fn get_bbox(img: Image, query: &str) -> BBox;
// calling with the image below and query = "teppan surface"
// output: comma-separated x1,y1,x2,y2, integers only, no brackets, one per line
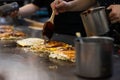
0,23,119,80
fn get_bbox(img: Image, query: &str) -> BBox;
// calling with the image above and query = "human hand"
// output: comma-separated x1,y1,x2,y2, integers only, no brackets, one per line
51,0,71,15
107,5,120,23
9,10,19,17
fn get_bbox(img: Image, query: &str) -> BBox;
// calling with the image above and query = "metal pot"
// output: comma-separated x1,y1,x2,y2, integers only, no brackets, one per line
0,2,19,16
80,6,110,36
74,36,114,78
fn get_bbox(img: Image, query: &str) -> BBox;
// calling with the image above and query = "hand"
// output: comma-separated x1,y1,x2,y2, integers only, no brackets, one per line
51,0,71,15
107,5,120,23
9,10,19,17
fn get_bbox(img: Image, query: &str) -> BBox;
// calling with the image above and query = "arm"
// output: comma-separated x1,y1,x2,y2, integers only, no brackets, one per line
10,3,40,17
18,3,40,17
64,0,96,11
51,0,96,14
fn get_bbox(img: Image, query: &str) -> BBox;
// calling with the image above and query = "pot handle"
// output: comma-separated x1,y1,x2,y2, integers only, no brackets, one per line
105,9,112,27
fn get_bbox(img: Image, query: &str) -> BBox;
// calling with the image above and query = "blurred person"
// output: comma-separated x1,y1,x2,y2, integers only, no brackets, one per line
12,0,96,36
53,0,120,23
51,0,96,15
10,0,96,45
53,0,120,44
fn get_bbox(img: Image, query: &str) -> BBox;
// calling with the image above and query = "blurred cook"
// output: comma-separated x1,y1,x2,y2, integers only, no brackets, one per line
10,0,96,44
11,0,96,35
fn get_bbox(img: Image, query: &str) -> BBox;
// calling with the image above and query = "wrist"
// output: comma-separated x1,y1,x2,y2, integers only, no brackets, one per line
66,1,73,12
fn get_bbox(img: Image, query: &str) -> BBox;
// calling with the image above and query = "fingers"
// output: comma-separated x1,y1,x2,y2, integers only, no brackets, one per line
111,16,120,23
51,0,61,15
107,5,112,10
109,12,120,23
107,5,120,23
9,10,18,17
54,0,66,14
51,0,68,15
107,5,114,19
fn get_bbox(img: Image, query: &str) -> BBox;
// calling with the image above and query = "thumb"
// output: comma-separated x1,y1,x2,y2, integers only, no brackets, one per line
107,5,113,10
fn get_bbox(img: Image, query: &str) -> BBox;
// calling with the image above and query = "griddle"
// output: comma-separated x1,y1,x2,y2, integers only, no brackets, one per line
0,25,119,80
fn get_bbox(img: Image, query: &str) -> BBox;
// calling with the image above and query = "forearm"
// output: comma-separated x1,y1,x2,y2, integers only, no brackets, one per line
67,0,96,11
18,3,40,17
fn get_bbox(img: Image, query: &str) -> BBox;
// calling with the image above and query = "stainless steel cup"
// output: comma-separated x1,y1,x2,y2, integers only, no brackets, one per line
74,36,114,78
80,6,109,36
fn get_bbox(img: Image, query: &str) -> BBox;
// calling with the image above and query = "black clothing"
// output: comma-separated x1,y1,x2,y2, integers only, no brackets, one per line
54,11,85,35
32,0,86,36
97,0,120,7
32,0,52,16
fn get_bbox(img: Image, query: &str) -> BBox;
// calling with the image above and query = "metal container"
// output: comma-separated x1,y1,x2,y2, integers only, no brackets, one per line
74,36,114,78
80,6,109,36
0,2,19,16
0,2,19,25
